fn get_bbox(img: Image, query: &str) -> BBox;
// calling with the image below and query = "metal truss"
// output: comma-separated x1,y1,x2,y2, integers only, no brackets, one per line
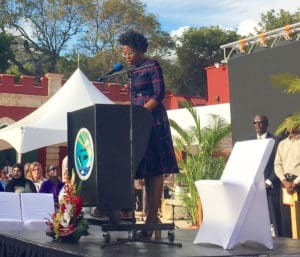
220,22,300,63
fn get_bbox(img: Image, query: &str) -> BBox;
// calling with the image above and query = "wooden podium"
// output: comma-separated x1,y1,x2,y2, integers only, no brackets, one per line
290,194,300,239
67,104,152,211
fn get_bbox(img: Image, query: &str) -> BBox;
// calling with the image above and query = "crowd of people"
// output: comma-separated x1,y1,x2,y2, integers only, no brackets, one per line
0,158,68,208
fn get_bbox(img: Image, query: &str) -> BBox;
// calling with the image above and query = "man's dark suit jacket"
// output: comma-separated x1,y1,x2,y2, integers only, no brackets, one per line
249,132,281,188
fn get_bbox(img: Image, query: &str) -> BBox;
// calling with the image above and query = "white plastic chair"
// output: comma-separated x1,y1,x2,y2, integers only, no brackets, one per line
0,192,23,231
194,139,275,250
20,193,55,231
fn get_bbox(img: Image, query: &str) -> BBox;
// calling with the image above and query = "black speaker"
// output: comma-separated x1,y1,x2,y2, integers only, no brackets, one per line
67,104,152,211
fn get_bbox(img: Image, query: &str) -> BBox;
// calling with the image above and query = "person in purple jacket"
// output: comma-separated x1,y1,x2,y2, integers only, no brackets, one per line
39,165,64,209
119,30,179,238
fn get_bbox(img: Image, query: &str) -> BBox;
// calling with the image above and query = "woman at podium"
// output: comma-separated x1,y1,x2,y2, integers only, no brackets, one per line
118,30,179,238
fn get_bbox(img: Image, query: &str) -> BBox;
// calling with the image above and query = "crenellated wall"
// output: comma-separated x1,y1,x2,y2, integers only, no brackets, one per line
0,74,48,96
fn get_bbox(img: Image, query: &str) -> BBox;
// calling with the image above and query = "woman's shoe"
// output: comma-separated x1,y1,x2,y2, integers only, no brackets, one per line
142,217,162,240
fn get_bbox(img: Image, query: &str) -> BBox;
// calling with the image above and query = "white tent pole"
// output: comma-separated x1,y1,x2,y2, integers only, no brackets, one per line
17,152,22,163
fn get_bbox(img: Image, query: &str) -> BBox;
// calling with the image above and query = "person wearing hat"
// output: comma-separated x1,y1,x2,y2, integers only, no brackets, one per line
39,165,64,208
5,163,37,193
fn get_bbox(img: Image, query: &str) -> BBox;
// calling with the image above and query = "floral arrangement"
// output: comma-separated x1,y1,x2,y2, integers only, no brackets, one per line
46,171,89,243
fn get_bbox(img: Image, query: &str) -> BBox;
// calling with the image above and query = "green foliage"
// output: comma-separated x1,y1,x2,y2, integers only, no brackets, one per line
0,33,15,72
0,0,174,80
270,72,300,135
2,0,299,99
257,8,300,32
0,0,86,76
270,73,300,94
166,26,239,96
79,0,165,55
169,101,231,225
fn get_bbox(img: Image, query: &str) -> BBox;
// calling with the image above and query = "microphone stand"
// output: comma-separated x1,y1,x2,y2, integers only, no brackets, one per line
127,68,135,219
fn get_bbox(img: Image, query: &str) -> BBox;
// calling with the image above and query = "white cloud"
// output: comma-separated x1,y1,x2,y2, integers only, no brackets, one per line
7,18,35,38
170,26,190,38
237,20,259,36
142,0,300,35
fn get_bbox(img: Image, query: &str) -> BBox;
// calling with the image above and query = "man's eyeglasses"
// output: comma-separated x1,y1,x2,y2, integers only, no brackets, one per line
253,120,266,124
122,51,135,57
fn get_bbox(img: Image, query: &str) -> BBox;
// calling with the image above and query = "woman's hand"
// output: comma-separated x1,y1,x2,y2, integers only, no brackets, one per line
144,98,158,112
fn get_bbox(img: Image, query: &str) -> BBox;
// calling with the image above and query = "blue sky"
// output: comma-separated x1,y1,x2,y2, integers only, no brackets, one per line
141,1,300,36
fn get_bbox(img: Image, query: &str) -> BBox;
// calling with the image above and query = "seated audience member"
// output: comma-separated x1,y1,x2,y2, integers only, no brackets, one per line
27,161,46,192
5,163,37,193
0,181,4,192
0,168,9,190
3,159,12,179
24,162,31,178
40,165,64,208
61,155,69,183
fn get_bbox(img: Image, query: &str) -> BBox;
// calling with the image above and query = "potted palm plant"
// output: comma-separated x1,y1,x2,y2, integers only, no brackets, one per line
169,101,231,227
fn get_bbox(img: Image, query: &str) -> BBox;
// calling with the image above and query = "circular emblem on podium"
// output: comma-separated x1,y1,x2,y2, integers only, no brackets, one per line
74,127,94,181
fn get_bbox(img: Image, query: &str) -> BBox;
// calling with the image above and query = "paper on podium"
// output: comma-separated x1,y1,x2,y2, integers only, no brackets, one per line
194,139,275,250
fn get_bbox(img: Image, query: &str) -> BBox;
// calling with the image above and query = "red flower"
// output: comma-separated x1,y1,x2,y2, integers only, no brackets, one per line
60,203,66,213
72,196,83,218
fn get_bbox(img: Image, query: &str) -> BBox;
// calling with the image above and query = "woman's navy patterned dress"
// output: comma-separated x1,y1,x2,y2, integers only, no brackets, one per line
129,58,179,179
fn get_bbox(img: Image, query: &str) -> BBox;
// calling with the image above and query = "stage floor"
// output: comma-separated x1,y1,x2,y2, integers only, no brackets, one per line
1,225,300,257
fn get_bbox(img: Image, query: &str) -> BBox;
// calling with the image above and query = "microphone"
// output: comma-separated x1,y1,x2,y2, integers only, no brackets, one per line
97,63,123,82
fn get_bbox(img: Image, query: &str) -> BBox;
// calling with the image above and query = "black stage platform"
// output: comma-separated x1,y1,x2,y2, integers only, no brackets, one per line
1,225,300,257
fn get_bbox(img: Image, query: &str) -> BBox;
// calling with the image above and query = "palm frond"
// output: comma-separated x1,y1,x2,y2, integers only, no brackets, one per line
181,101,202,142
169,118,192,145
275,112,300,135
270,72,300,135
270,73,300,94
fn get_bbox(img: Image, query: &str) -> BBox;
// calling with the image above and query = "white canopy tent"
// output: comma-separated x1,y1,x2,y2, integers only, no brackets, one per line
0,68,114,160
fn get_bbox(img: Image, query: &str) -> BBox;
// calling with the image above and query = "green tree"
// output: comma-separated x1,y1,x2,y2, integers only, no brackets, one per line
1,0,86,76
0,33,15,72
167,27,239,97
257,8,300,32
270,73,300,134
78,0,175,79
0,0,174,81
169,101,231,225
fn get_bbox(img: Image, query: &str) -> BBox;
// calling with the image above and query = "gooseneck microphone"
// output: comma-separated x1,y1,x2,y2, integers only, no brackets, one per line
97,63,123,82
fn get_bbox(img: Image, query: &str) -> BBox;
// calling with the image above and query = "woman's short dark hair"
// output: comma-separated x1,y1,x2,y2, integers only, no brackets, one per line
118,30,148,53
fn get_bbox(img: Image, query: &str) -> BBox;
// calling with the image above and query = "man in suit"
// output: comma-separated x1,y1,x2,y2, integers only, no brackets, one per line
252,114,282,236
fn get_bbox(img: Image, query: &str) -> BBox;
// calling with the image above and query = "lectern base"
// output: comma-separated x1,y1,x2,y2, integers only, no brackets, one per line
85,214,182,248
